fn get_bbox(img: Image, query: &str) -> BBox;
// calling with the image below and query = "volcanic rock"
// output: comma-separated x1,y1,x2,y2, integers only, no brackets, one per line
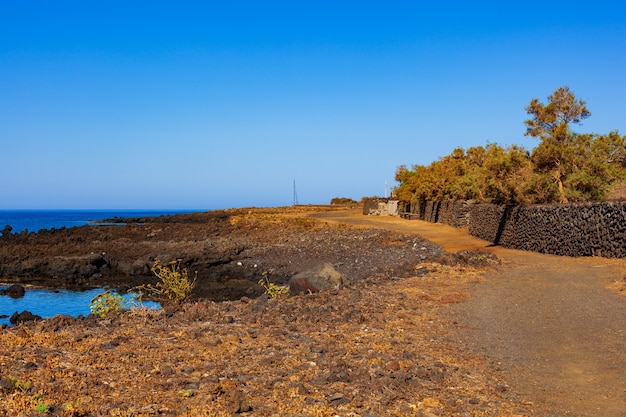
0,284,25,298
289,262,345,295
10,310,42,325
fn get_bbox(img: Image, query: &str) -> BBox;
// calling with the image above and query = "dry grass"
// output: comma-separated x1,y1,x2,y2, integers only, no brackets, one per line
0,262,530,416
0,206,533,416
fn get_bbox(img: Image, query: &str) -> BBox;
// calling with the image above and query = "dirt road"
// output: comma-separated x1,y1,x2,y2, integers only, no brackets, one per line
312,210,626,417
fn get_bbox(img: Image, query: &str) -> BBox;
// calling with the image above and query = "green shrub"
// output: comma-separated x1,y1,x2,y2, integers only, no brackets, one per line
62,400,82,413
258,272,289,298
179,389,194,398
10,377,32,393
89,291,133,318
138,259,196,304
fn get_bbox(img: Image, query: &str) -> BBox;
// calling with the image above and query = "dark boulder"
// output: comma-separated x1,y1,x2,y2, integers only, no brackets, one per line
0,284,26,298
10,310,42,325
39,314,76,332
289,262,345,295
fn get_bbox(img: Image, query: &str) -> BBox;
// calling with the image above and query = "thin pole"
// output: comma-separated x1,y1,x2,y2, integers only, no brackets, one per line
293,180,298,205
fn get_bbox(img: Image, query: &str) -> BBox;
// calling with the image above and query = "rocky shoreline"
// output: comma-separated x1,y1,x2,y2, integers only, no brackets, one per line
0,206,444,298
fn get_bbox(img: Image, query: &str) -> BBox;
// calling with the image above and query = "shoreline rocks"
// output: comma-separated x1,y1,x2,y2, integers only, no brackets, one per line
0,284,25,298
9,310,42,325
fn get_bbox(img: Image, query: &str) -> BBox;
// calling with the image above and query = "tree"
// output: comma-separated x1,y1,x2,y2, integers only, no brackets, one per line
563,131,626,201
481,144,532,204
393,87,623,206
524,86,591,203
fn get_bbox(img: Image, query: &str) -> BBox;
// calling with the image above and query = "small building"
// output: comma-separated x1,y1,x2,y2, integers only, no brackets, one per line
362,197,399,216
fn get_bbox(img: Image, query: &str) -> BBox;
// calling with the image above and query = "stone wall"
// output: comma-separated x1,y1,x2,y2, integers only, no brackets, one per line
399,200,626,258
468,201,626,258
402,200,472,228
362,198,381,215
362,198,399,216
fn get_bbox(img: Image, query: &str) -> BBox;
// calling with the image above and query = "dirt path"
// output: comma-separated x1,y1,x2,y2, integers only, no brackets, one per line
312,210,626,417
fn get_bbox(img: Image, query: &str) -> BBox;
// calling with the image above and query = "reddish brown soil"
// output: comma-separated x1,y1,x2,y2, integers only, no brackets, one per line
315,210,626,417
1,206,624,416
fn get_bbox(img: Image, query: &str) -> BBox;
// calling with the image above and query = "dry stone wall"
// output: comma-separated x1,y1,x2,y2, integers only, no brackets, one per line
362,198,398,216
468,201,626,258
400,200,626,258
362,198,382,215
402,200,472,228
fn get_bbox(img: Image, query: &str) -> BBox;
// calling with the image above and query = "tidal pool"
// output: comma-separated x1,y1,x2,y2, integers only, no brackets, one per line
0,287,160,326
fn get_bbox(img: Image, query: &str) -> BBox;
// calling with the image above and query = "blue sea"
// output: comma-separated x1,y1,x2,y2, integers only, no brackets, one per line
0,287,160,327
0,209,197,325
0,209,200,234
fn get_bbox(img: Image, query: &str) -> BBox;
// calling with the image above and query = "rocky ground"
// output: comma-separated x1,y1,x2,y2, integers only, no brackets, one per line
0,205,530,416
0,206,446,298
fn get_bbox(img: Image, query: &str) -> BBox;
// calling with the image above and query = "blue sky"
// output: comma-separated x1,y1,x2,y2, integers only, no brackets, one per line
1,1,625,209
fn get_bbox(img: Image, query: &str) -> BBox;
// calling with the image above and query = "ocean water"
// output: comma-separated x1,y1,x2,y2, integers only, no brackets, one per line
0,209,199,234
0,209,194,325
0,287,160,327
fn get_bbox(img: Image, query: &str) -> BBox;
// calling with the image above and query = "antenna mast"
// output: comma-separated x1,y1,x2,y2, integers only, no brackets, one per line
293,179,299,205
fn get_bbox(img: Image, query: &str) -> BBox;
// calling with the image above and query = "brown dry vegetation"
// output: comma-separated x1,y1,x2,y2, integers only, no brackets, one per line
1,206,533,416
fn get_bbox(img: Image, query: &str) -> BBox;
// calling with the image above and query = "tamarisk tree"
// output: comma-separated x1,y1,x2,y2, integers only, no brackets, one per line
524,86,591,203
395,86,626,205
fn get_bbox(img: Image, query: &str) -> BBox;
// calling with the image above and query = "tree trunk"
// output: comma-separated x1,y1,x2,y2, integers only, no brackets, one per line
554,170,568,203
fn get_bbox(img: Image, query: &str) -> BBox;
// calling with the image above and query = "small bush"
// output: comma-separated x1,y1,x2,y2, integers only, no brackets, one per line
62,400,82,413
10,378,32,393
179,389,194,398
258,272,289,298
138,259,196,304
89,291,133,318
330,197,357,205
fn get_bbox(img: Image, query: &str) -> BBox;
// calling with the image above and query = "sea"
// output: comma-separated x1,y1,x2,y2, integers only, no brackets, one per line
0,209,200,234
0,288,160,327
0,209,199,326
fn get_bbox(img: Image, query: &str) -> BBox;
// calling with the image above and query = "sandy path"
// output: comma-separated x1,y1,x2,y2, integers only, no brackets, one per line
312,210,626,417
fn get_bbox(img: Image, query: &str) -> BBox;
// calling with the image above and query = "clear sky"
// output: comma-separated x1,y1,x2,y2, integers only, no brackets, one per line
1,1,625,209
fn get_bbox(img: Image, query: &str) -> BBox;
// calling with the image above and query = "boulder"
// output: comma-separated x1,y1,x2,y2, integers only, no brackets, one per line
289,262,345,295
10,310,42,325
0,284,25,298
39,314,76,332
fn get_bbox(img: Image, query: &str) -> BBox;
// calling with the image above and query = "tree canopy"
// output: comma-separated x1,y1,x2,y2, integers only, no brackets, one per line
525,86,592,202
395,86,626,205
